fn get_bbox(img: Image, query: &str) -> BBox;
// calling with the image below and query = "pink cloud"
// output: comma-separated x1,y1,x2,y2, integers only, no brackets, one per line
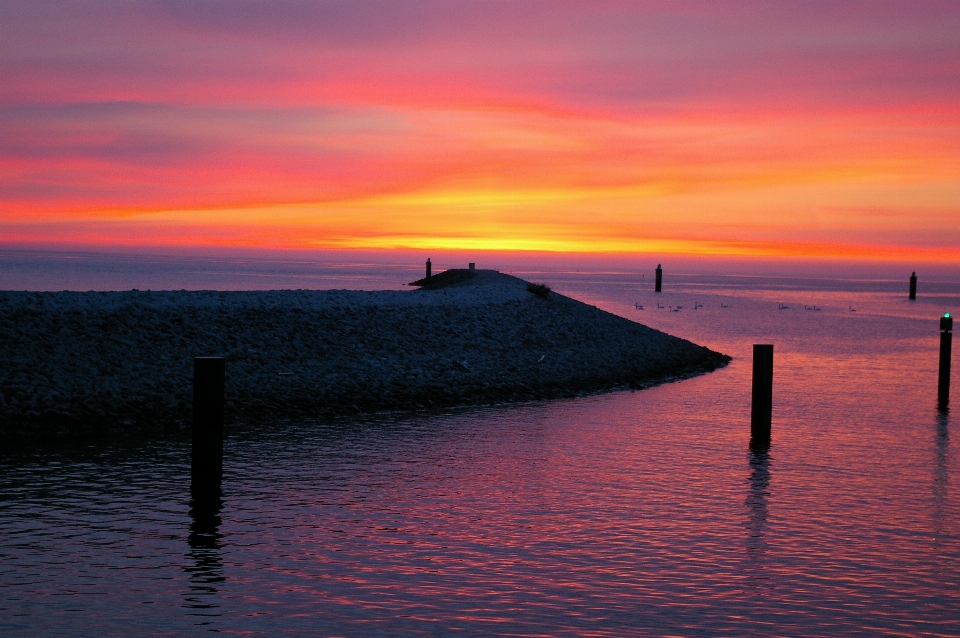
2,1,959,257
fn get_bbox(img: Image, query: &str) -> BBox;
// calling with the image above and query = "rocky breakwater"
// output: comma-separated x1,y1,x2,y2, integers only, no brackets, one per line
0,269,729,436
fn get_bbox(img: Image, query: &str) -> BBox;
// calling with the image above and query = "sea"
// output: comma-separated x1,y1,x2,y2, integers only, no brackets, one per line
1,249,959,636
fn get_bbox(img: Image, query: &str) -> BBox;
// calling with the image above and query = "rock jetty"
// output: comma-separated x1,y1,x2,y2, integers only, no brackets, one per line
0,270,729,436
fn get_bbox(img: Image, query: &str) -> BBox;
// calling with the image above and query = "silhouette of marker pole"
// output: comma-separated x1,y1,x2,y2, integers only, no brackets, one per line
909,272,917,300
751,344,774,444
940,314,952,409
655,264,662,293
192,357,225,502
426,258,432,280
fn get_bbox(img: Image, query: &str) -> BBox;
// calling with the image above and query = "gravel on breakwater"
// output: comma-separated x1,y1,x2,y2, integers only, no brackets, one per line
0,270,730,436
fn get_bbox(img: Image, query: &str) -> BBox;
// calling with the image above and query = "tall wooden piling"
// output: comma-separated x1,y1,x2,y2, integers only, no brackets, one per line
655,264,662,293
909,272,917,300
192,357,225,501
751,344,774,443
426,258,432,280
940,314,952,408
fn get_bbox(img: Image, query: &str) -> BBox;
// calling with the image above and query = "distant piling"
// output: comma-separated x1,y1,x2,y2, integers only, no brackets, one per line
655,264,662,293
192,357,225,501
910,272,917,300
940,314,952,409
426,258,432,280
469,262,476,272
751,344,774,444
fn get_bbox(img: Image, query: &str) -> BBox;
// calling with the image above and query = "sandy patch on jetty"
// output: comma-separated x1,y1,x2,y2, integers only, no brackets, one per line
0,270,729,434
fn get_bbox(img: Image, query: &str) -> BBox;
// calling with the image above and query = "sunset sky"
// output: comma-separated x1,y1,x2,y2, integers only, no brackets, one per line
2,1,959,261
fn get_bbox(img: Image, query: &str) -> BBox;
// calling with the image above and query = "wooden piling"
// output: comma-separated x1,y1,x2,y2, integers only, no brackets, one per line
192,357,225,500
426,258,432,280
910,272,917,300
751,344,774,443
655,264,662,293
940,314,952,408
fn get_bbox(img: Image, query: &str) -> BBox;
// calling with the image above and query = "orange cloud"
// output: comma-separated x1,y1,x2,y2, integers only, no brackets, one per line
2,2,959,262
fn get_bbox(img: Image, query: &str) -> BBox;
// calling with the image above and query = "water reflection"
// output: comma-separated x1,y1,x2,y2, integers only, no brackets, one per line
933,410,949,545
745,442,771,562
184,492,224,624
3,271,958,636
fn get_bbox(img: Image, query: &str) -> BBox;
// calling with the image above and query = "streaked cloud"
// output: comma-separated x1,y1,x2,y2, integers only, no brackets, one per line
2,1,959,260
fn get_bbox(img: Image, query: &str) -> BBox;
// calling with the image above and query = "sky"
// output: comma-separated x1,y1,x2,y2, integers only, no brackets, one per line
2,1,959,262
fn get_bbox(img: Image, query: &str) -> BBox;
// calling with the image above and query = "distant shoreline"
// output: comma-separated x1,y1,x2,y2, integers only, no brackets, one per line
0,270,730,437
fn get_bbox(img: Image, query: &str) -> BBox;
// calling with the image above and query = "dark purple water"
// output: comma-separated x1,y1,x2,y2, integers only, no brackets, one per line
1,253,959,635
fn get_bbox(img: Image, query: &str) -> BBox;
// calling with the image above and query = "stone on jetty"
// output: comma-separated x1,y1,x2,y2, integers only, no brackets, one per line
0,270,729,436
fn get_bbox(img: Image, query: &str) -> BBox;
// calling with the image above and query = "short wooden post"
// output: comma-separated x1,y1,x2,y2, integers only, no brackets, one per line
192,357,225,501
426,258,432,280
655,264,662,293
751,344,774,443
469,262,476,271
940,314,952,408
909,272,917,300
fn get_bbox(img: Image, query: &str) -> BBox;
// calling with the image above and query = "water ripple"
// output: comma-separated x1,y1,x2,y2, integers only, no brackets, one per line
2,280,959,635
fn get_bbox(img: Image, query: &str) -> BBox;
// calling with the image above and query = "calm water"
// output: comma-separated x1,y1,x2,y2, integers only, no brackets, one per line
0,249,420,291
2,255,959,635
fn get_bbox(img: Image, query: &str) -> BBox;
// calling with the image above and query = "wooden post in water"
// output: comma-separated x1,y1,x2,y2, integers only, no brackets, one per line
909,272,917,300
426,258,432,280
751,344,774,444
655,264,662,293
940,314,952,409
192,357,225,501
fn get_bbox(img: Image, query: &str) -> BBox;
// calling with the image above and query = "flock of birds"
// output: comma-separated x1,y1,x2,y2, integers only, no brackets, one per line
635,301,723,312
633,301,852,312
